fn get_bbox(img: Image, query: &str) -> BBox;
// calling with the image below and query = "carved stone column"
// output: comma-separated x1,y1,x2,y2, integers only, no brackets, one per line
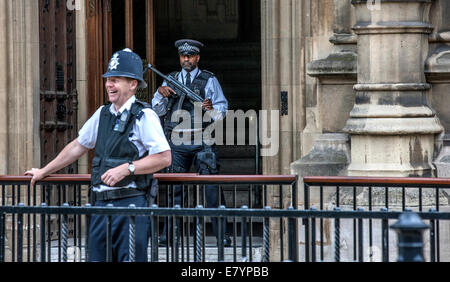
0,0,40,175
261,0,305,176
0,0,40,261
344,0,443,177
76,0,89,174
426,0,450,177
292,0,356,209
261,0,309,261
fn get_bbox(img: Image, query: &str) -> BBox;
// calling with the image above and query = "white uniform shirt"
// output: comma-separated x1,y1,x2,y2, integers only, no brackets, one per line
78,95,170,192
152,68,228,120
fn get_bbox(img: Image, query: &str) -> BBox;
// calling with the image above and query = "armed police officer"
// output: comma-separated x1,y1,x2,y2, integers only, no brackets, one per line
152,39,231,246
25,49,171,262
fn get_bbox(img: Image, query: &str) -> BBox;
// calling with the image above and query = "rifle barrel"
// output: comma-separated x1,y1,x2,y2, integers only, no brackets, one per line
148,64,204,103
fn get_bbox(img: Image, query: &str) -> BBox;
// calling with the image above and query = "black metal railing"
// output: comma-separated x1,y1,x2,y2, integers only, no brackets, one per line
154,174,298,262
303,176,450,262
0,174,297,210
0,203,448,262
155,174,298,208
0,175,90,262
0,174,297,262
1,174,449,262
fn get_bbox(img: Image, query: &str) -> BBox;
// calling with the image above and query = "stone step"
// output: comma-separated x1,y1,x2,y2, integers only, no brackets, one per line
43,237,263,262
156,246,262,262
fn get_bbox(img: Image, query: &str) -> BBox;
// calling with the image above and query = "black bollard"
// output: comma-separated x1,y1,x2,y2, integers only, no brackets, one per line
390,211,428,262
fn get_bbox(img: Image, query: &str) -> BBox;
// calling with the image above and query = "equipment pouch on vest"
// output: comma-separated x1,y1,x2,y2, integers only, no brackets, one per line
113,109,130,133
148,178,158,206
194,148,218,175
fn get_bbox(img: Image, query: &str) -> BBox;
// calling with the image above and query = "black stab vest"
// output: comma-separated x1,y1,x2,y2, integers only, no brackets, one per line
164,70,214,135
91,99,152,189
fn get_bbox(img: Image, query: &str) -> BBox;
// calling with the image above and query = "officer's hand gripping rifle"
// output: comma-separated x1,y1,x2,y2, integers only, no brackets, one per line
146,64,205,105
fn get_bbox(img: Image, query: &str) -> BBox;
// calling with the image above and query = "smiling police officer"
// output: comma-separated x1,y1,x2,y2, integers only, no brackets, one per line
25,48,171,262
152,39,231,247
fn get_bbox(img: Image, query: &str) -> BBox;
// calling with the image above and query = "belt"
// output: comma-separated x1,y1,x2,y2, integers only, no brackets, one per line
93,188,147,201
172,128,203,134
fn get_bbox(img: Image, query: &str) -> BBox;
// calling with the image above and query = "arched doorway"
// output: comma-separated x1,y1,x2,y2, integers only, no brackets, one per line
86,0,262,175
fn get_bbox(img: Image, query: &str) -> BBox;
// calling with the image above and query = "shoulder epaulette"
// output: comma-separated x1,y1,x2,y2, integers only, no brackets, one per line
132,99,151,120
134,98,152,109
201,70,215,77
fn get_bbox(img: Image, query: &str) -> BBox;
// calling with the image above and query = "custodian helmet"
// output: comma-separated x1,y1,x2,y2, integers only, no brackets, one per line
103,48,147,89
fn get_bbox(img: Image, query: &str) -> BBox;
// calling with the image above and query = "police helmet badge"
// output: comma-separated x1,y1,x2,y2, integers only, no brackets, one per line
109,53,120,70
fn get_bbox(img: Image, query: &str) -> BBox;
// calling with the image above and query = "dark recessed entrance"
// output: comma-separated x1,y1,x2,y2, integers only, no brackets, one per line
87,0,262,175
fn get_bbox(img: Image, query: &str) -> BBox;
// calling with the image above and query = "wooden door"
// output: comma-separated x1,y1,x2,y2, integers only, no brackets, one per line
39,0,78,173
39,0,80,239
86,0,156,117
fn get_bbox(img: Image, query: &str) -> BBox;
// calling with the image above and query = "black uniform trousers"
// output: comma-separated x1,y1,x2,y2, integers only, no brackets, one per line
89,194,149,262
162,141,228,242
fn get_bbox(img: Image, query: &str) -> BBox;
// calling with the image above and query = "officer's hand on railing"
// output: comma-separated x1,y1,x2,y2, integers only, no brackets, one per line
24,168,46,186
158,86,177,98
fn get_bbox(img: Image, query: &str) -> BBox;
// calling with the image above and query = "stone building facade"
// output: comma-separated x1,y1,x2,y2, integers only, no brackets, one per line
0,0,449,261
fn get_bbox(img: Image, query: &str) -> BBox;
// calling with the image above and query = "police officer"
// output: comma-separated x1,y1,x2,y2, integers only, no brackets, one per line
25,48,171,262
152,39,231,246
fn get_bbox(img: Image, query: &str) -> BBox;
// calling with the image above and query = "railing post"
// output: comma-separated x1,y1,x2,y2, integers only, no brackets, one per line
62,203,69,262
195,205,204,262
292,178,298,209
241,205,248,262
428,208,437,262
310,207,317,262
357,207,364,262
381,207,389,262
303,185,310,262
174,204,181,262
304,183,309,209
17,203,24,262
150,204,159,262
263,206,271,262
85,203,91,262
106,203,113,262
128,204,136,263
0,211,4,262
217,205,225,262
40,203,47,262
288,206,298,262
390,211,429,262
334,207,340,262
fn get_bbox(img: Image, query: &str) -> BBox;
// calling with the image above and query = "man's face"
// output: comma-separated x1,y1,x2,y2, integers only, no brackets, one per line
105,76,137,110
180,54,200,72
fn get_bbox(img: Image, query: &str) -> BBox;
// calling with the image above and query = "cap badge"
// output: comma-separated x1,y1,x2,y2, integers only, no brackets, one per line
109,53,120,70
179,42,199,54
